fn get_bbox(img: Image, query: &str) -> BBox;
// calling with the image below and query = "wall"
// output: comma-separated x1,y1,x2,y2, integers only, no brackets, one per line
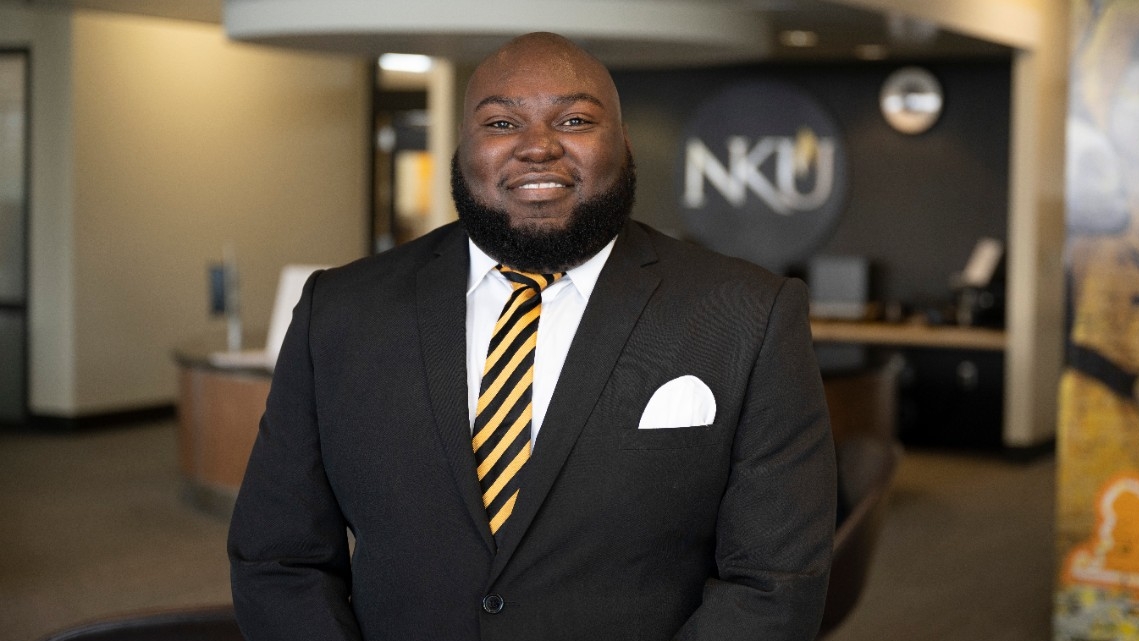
615,60,1011,307
0,5,77,415
1004,0,1070,449
839,0,1068,448
67,11,371,413
0,7,372,417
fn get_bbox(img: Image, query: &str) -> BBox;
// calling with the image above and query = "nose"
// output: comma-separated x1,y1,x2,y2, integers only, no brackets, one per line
515,123,563,163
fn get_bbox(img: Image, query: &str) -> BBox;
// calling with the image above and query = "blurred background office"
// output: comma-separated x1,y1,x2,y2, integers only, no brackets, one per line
1,1,1134,640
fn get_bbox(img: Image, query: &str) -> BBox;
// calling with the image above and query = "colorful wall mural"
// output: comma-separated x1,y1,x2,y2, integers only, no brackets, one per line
1057,1,1139,639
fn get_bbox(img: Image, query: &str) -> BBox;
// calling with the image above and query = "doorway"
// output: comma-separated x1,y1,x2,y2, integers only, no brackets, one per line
370,54,456,253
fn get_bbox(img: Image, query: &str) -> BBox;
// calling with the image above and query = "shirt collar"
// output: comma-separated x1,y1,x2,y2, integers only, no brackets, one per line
466,237,617,300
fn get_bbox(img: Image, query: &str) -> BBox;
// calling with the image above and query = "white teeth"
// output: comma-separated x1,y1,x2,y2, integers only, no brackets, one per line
519,182,564,189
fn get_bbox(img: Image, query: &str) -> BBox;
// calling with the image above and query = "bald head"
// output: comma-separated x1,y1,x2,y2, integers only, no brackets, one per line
463,32,622,126
452,31,635,272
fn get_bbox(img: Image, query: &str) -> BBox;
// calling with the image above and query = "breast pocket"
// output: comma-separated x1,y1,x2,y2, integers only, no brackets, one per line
619,424,722,450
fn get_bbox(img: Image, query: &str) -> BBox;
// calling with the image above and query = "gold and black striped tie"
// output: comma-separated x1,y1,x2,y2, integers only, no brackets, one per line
473,266,563,542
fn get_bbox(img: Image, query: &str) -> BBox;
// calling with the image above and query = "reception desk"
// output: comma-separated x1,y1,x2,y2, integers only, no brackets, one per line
811,319,1008,448
175,345,270,517
173,319,1007,516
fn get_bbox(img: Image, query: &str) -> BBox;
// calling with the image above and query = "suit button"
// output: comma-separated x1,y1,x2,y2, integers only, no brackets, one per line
482,594,505,614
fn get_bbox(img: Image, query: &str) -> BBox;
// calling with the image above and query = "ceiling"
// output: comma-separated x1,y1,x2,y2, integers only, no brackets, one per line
6,0,222,24
4,0,1011,63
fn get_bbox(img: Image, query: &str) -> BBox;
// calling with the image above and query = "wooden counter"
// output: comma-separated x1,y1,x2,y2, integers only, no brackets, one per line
175,348,270,517
171,320,1004,516
810,319,1007,351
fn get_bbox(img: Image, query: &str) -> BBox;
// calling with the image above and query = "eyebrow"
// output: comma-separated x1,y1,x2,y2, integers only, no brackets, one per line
473,92,606,113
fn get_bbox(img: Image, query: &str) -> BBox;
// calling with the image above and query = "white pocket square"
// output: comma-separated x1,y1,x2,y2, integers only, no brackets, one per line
638,375,717,429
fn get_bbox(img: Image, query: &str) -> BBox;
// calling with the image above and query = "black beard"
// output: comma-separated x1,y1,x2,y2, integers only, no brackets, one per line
451,150,636,273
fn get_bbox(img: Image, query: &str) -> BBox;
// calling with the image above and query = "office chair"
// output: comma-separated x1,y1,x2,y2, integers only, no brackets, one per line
817,435,902,638
35,605,242,641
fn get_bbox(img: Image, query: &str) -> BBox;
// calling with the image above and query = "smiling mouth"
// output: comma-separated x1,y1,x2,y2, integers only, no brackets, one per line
506,172,575,192
507,176,575,204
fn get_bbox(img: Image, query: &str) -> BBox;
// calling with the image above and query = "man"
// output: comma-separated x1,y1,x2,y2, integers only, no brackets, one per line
228,32,835,641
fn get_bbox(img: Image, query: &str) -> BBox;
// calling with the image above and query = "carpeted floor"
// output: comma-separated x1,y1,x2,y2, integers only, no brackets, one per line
0,420,1054,641
0,422,231,641
829,446,1055,641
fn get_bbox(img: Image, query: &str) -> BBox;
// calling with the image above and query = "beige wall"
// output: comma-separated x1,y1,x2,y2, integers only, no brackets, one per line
1005,1,1069,448
4,7,372,416
68,11,370,413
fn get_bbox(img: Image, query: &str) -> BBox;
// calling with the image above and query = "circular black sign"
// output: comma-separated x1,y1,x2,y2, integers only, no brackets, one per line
676,80,848,271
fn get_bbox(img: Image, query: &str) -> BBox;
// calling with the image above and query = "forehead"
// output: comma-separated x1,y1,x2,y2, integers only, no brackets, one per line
464,44,618,114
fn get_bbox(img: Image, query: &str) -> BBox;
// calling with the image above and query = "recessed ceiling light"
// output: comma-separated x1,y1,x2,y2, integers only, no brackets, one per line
378,53,433,73
779,30,819,48
855,44,889,60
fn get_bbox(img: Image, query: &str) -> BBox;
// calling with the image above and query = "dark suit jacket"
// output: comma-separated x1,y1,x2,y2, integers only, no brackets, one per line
228,220,836,641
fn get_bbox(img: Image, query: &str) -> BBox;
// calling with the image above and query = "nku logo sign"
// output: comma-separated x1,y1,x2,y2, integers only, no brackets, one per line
677,80,847,271
683,129,837,214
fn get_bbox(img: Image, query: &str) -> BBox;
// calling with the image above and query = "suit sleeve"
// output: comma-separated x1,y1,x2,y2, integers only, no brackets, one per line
227,271,363,641
673,278,836,641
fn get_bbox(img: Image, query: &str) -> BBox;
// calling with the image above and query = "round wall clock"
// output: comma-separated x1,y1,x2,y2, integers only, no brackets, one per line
879,66,944,134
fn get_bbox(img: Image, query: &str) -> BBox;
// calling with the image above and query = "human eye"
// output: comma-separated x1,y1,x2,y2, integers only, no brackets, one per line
559,115,593,128
486,120,516,130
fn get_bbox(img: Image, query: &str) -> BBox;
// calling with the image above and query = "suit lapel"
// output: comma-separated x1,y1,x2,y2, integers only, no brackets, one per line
416,226,497,554
489,222,660,581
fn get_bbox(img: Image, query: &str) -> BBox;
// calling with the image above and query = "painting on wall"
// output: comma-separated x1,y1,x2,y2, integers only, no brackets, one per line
1056,1,1139,639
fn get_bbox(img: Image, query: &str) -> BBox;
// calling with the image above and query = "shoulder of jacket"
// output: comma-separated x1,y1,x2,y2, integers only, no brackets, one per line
635,221,787,290
324,222,465,279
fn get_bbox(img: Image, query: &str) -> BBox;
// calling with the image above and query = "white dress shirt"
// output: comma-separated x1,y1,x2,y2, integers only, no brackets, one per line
466,238,616,445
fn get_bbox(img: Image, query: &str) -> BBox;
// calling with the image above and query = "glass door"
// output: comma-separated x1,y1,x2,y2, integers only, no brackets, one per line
0,51,28,425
